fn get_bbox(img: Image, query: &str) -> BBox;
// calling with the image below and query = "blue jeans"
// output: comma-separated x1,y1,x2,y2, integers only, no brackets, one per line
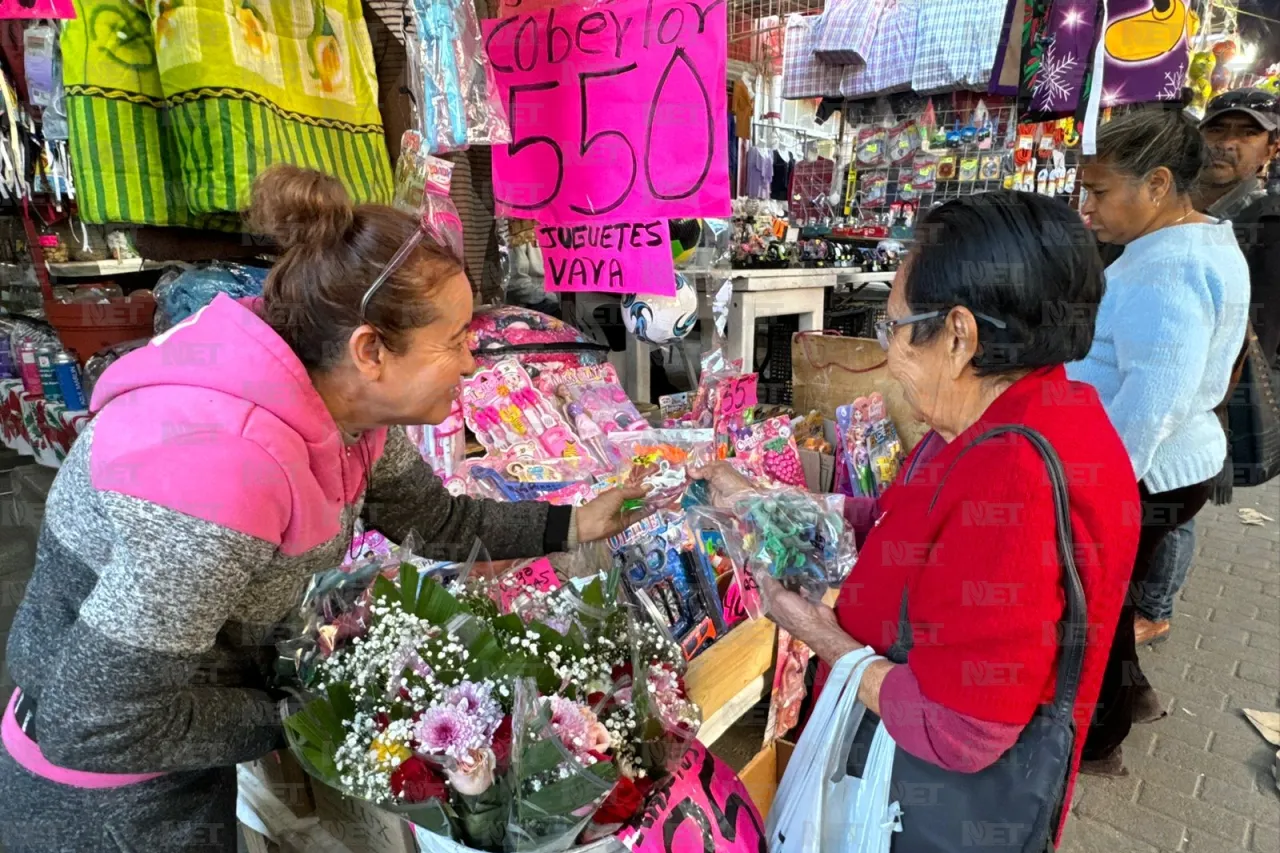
1136,518,1196,622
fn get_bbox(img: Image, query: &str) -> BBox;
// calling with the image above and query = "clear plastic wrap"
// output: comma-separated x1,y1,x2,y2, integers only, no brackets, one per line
728,488,855,602
505,679,619,851
608,429,716,509
405,0,510,155
687,506,763,621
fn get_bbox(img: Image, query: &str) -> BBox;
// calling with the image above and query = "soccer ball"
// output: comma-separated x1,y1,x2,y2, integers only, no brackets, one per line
622,272,698,345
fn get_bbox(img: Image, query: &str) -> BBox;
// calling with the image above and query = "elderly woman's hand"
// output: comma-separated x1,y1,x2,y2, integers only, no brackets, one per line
757,573,863,665
688,460,760,507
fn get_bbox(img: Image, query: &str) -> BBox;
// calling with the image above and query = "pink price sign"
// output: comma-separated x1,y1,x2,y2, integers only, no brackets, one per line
494,558,561,613
538,220,675,296
482,0,730,224
716,374,758,421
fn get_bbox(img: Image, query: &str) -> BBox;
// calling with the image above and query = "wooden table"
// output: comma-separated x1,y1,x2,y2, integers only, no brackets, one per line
621,268,836,403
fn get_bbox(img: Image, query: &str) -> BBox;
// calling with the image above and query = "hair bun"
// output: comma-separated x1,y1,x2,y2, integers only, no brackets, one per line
247,165,354,252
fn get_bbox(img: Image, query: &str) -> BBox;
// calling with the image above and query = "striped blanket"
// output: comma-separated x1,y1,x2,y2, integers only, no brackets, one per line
61,0,392,226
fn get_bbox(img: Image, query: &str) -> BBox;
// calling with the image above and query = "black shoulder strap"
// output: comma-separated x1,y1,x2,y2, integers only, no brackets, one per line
910,425,1089,722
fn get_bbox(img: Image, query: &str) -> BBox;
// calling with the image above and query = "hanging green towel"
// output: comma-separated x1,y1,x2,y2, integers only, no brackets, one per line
62,0,392,226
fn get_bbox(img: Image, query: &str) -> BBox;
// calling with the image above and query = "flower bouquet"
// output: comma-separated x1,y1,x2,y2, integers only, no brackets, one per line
280,555,701,852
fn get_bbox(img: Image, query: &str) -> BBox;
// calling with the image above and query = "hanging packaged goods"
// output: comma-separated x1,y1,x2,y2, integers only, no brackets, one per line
60,0,393,226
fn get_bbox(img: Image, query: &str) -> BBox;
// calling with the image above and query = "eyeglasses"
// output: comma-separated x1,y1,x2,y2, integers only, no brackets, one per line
874,309,1008,351
359,227,427,323
1206,89,1279,116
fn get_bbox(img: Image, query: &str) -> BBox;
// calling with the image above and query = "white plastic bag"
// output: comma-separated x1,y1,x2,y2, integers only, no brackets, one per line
767,649,901,853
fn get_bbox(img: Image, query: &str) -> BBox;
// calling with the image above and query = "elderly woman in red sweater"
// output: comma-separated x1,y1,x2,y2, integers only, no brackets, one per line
701,192,1140,848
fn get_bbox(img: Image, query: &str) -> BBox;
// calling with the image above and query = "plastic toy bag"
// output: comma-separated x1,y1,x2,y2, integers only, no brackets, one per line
688,506,763,621
405,0,510,154
728,488,855,602
611,512,720,659
686,506,758,625
609,429,715,508
393,133,466,262
556,381,648,435
734,417,806,487
407,400,467,480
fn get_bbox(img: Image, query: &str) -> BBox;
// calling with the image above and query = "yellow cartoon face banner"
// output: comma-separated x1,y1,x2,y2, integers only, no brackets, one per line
1099,0,1192,106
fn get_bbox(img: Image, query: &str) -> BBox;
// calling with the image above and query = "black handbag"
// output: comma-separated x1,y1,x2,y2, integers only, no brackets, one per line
1226,326,1280,488
886,425,1087,853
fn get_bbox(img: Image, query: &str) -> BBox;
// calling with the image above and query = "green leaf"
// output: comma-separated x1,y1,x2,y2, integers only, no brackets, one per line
401,561,420,614
521,761,618,817
581,577,605,609
520,736,572,778
492,613,525,637
415,577,469,624
374,574,399,603
326,683,355,722
396,800,457,840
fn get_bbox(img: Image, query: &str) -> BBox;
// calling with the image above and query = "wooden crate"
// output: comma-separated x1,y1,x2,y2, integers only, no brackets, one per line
686,615,778,746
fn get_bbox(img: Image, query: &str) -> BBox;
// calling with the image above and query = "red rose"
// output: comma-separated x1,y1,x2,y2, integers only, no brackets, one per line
390,756,447,803
374,713,390,731
491,715,513,767
592,776,646,826
587,691,607,708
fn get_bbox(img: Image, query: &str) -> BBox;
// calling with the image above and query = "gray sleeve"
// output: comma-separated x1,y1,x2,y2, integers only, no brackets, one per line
362,426,558,561
36,494,284,774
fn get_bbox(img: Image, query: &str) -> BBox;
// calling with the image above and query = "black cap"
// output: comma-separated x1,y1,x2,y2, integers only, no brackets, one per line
1201,88,1280,133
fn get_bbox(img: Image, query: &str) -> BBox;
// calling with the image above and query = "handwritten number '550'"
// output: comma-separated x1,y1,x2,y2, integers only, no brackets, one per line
501,52,713,215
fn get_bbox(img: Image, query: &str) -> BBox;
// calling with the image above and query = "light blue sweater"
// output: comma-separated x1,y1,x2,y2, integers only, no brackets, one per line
1067,222,1249,494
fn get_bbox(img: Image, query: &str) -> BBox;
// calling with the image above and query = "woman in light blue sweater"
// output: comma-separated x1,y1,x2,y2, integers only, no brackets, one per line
1070,108,1249,775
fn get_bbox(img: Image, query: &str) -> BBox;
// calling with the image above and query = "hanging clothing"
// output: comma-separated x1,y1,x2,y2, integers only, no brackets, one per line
839,0,919,100
745,147,774,199
781,14,845,100
770,152,793,201
732,81,753,140
812,0,885,66
61,0,393,226
728,115,739,197
989,0,1028,95
911,0,1010,94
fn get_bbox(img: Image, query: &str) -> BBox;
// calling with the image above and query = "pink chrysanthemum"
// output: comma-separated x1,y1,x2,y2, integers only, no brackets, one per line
444,681,503,738
414,703,486,761
546,696,591,754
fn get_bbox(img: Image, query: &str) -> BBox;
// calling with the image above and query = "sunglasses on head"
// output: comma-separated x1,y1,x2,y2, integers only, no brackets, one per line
1207,90,1279,115
359,227,427,325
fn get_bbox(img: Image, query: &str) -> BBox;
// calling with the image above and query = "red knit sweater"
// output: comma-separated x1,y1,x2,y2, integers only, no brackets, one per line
833,365,1140,827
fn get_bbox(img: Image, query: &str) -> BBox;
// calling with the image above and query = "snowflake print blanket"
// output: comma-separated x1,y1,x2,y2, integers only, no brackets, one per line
60,0,392,226
1020,0,1100,118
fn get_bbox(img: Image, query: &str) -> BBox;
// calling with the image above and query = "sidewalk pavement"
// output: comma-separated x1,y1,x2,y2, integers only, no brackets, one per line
1062,477,1280,853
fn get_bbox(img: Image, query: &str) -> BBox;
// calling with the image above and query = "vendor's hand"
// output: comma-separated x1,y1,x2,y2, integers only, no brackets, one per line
689,460,759,508
576,484,651,543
